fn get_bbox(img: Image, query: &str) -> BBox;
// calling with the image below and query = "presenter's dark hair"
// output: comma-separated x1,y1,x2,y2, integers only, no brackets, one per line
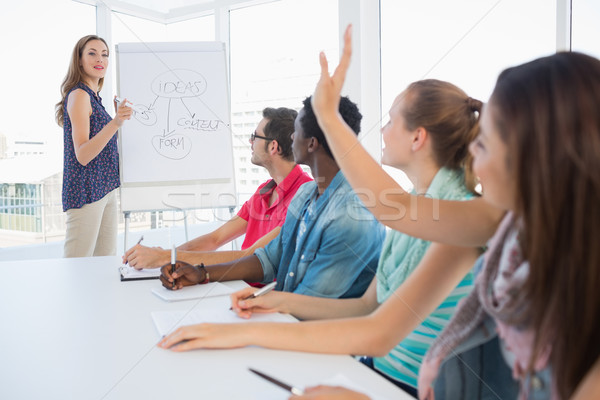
55,35,109,127
300,96,361,159
262,107,298,161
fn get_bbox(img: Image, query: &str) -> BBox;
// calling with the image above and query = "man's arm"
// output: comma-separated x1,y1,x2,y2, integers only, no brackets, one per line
122,216,247,268
160,254,265,290
174,226,281,266
123,217,280,269
178,215,248,251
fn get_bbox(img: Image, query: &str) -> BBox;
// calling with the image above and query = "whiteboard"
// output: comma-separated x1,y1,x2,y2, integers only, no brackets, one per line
116,42,236,212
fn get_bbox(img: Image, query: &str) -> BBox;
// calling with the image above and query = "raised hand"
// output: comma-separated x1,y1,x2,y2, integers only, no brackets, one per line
312,24,353,124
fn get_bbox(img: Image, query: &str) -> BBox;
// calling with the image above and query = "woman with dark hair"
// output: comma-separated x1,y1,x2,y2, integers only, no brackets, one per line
55,35,132,257
303,26,600,400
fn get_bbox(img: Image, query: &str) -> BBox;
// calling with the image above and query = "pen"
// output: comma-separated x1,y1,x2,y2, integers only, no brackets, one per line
248,368,304,396
230,281,277,310
114,96,132,106
171,245,176,289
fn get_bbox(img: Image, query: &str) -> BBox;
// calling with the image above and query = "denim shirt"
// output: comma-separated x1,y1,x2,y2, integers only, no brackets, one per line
255,171,385,298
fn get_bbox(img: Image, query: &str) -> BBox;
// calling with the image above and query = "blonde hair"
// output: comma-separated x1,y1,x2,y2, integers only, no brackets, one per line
55,35,108,127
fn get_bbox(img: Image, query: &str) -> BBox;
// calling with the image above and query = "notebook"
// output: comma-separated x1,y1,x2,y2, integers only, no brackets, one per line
151,281,235,302
119,265,161,281
152,308,296,336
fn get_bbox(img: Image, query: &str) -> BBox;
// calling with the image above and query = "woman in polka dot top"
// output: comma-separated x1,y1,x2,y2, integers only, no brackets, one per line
55,35,132,257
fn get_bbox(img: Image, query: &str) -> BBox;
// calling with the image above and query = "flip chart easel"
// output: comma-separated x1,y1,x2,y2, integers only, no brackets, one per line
116,42,236,249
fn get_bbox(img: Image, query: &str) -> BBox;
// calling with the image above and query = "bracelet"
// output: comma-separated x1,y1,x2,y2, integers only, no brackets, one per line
197,263,210,284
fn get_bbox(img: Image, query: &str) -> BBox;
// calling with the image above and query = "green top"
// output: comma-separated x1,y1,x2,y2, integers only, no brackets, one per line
374,167,475,388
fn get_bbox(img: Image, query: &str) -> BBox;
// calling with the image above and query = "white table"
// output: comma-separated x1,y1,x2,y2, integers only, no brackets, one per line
0,256,412,400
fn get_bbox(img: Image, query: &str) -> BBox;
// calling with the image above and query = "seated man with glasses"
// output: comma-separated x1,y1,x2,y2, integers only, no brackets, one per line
123,107,312,269
160,96,385,299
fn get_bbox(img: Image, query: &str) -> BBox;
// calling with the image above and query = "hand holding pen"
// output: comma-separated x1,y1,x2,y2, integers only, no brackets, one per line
248,368,304,396
112,96,133,126
171,245,176,289
230,282,284,318
122,235,143,266
159,260,209,290
249,369,371,400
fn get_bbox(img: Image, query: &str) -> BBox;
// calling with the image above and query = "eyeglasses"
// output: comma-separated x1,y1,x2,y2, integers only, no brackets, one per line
250,131,274,142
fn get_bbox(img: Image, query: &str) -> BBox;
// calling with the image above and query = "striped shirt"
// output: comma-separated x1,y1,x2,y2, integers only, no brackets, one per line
374,167,475,388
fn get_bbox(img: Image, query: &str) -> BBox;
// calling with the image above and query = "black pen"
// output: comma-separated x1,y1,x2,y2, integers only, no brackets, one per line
230,281,277,310
171,245,176,289
249,368,304,395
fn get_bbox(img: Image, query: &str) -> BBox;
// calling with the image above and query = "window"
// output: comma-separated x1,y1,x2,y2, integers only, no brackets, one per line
381,0,555,106
0,0,95,247
380,0,556,189
572,0,600,58
229,0,338,194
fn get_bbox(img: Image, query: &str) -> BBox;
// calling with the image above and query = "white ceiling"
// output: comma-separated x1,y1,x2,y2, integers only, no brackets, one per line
74,0,275,23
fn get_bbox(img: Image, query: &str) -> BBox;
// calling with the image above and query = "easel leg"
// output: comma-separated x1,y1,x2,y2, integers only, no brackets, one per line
124,211,130,251
183,210,189,242
228,206,238,250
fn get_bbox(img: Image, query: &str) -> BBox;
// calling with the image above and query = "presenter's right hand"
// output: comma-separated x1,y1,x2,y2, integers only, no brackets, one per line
230,288,286,319
160,261,207,290
113,96,133,127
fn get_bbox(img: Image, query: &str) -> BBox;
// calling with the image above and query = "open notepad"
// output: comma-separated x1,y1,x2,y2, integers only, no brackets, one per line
119,265,161,281
152,308,297,336
151,282,235,302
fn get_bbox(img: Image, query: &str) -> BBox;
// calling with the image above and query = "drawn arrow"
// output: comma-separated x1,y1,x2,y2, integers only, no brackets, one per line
167,98,172,131
181,98,196,119
149,95,159,110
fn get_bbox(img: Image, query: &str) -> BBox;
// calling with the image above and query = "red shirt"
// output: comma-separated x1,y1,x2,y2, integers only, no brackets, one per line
237,164,312,249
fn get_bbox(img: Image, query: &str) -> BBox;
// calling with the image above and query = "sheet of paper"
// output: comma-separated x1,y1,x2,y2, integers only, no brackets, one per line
151,308,296,336
119,265,161,280
151,282,235,302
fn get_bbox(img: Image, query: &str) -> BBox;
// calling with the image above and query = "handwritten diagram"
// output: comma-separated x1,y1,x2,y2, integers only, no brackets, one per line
117,42,234,191
129,69,226,160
